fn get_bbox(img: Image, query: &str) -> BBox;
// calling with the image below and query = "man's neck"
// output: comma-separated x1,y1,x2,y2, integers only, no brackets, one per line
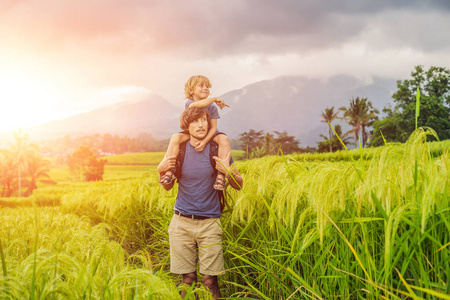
189,136,203,147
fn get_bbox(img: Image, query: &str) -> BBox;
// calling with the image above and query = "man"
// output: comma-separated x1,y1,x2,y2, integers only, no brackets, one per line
158,107,243,299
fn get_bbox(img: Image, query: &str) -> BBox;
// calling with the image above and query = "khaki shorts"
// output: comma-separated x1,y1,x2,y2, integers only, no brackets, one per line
168,214,225,276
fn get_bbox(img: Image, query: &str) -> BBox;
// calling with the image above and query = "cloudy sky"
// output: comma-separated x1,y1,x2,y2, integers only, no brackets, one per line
1,0,449,132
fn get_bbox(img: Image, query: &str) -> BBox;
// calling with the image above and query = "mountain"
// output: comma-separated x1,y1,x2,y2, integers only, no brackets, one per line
219,75,397,146
23,94,184,140
19,75,397,146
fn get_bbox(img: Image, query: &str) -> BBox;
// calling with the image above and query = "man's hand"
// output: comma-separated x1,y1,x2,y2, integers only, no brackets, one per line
195,141,206,152
157,155,176,175
213,151,231,174
215,98,230,110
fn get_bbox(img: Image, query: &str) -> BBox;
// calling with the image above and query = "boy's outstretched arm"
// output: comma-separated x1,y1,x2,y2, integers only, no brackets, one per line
188,97,230,110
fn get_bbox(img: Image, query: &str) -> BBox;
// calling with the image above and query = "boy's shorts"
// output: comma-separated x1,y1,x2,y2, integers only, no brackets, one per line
168,214,225,276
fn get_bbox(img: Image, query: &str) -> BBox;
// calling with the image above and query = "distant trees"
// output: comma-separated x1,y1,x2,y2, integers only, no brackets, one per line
10,130,38,197
318,65,450,149
320,107,340,152
238,129,265,156
317,124,350,153
40,133,169,157
68,146,107,182
369,105,404,146
370,65,450,146
339,97,378,148
238,129,303,158
317,98,379,151
0,131,54,197
273,131,303,154
22,153,54,196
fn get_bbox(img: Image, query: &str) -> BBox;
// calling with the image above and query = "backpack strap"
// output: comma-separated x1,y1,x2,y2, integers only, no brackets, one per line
174,140,188,180
209,141,219,177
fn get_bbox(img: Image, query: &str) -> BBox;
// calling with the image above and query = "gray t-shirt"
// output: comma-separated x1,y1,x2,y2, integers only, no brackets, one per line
174,142,233,218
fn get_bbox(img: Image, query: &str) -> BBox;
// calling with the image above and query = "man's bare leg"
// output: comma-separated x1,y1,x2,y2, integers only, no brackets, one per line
212,134,231,190
181,272,197,298
202,275,221,299
160,133,189,184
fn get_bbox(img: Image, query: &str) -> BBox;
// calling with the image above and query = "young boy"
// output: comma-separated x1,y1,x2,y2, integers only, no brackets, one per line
159,75,231,190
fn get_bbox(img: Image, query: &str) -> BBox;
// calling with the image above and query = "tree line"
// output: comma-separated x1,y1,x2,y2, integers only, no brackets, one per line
0,132,110,198
240,65,449,157
237,129,315,158
0,131,54,197
41,132,169,157
318,65,450,152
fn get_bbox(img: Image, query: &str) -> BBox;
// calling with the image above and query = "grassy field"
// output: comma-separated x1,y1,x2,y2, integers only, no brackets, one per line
1,131,449,299
105,150,246,165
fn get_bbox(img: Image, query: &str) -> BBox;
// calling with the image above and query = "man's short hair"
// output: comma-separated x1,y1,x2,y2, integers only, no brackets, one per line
184,75,212,100
180,107,211,132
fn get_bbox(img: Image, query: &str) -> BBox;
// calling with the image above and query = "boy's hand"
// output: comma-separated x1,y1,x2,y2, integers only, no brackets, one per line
158,155,176,174
215,98,230,110
194,141,206,152
213,151,231,174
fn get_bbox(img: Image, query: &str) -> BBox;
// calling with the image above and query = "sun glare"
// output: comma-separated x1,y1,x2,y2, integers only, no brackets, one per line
0,70,61,132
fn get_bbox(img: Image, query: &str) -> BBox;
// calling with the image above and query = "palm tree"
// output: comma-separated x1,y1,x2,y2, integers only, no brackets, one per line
360,102,379,147
264,133,275,156
0,150,17,197
239,129,264,159
22,154,55,196
321,107,340,152
318,124,351,152
339,97,378,148
9,130,39,197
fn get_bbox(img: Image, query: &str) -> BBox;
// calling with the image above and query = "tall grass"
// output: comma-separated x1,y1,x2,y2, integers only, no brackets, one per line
0,207,182,299
2,129,448,299
60,174,175,257
56,128,448,298
221,128,449,298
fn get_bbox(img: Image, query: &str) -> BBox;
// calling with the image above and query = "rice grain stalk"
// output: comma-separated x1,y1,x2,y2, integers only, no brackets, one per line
106,269,180,299
0,277,29,299
0,238,7,278
383,204,413,290
405,128,440,233
362,143,404,215
318,207,372,284
270,158,310,229
309,161,356,244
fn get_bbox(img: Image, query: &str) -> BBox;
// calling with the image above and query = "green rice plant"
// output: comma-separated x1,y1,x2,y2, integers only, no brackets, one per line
219,128,449,299
102,165,156,181
3,126,447,299
105,152,166,165
0,207,184,299
60,173,176,259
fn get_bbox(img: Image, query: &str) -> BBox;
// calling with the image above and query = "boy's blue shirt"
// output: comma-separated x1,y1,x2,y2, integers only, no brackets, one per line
185,100,220,119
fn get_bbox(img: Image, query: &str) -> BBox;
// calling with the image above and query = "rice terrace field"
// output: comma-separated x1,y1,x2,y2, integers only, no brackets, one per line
0,129,449,299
